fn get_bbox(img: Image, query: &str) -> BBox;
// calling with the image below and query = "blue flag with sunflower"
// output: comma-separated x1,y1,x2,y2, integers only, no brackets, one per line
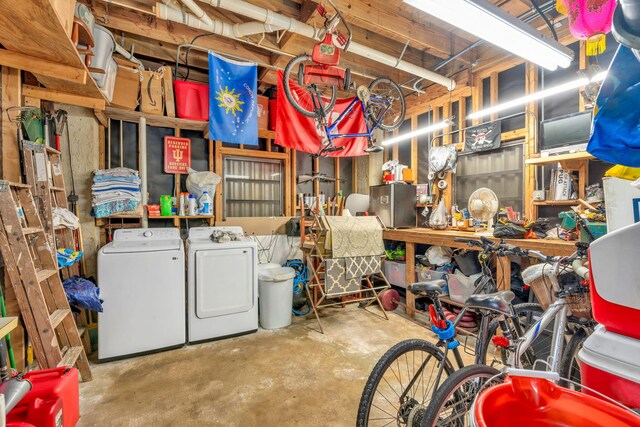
209,53,258,146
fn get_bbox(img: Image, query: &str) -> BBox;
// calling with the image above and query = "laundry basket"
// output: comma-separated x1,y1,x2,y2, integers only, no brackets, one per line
473,376,640,427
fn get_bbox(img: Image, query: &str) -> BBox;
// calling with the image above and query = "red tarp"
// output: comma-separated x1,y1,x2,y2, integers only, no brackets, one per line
275,70,368,157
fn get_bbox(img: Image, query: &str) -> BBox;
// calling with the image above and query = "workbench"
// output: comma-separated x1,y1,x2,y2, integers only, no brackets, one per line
383,228,577,317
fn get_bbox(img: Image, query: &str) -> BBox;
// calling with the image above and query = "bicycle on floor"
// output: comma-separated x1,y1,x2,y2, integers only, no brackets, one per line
419,242,594,427
356,237,552,426
281,1,405,156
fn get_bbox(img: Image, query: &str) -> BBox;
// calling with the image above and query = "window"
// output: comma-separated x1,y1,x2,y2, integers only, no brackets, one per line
455,143,524,215
223,157,284,218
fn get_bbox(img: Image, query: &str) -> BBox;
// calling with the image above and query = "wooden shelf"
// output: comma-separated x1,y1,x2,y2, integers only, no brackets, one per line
525,151,594,166
0,0,105,101
259,129,276,139
533,200,580,206
416,203,433,208
105,107,208,131
149,215,214,219
0,317,18,339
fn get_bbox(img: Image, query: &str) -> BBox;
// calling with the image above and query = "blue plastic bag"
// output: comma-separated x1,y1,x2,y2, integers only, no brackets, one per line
587,46,640,167
62,276,103,312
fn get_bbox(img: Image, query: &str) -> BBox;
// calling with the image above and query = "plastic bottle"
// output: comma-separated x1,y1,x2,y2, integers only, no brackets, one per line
199,192,213,216
188,194,197,216
179,193,186,216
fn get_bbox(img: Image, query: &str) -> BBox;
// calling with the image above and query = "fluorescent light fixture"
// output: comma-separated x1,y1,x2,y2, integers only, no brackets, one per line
467,72,607,120
404,0,574,71
382,120,452,146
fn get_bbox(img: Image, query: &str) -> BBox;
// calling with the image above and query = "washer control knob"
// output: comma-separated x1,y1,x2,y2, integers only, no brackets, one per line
143,231,153,238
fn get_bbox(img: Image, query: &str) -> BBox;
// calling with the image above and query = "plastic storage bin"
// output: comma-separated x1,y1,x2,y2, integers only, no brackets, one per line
579,326,640,409
174,80,209,121
448,270,481,303
258,266,295,329
6,367,79,427
603,177,640,232
384,260,407,288
473,375,640,427
589,221,640,339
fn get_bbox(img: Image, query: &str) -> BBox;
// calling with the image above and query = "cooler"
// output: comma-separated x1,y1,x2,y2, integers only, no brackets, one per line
579,326,640,409
6,368,80,427
588,221,640,339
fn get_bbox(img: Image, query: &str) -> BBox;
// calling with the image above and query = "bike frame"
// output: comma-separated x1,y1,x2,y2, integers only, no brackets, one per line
511,299,569,375
312,88,392,142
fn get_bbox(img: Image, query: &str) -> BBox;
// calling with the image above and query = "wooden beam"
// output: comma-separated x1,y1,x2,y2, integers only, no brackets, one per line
443,102,452,145
471,76,483,126
218,147,289,160
91,2,271,68
104,107,207,131
22,85,105,110
0,49,87,85
457,97,467,151
94,110,108,128
410,115,418,179
1,67,21,182
524,62,538,220
490,72,499,122
326,0,471,59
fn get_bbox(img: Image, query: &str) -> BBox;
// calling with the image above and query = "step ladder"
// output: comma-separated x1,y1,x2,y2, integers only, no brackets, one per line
0,181,92,381
21,141,94,354
21,141,80,279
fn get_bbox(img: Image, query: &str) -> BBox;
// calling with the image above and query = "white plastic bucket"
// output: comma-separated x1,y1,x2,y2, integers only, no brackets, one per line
258,266,295,330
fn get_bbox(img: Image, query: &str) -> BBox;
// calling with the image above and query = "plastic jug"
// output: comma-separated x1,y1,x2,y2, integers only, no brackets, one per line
160,195,172,216
199,192,213,216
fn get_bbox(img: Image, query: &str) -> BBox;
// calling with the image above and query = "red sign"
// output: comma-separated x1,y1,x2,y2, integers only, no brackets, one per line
164,136,191,173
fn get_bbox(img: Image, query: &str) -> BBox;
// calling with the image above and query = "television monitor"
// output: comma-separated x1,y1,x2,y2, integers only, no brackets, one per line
540,110,593,153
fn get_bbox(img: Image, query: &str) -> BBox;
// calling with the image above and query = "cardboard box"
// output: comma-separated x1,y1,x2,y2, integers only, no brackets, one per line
258,95,269,130
110,63,140,110
140,69,164,115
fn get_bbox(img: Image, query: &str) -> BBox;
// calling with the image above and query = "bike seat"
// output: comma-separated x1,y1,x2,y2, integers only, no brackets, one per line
464,291,515,316
408,280,446,296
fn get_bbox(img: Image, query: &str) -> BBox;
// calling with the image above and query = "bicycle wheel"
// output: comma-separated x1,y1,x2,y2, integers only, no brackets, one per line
283,54,337,118
421,364,502,427
367,77,406,131
559,327,588,390
357,339,453,427
479,303,552,369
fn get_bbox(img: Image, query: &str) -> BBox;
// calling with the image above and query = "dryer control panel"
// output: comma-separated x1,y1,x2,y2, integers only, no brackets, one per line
113,228,181,241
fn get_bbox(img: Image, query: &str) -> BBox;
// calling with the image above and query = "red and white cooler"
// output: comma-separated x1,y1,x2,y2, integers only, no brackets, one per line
581,221,640,409
579,326,640,409
588,221,640,339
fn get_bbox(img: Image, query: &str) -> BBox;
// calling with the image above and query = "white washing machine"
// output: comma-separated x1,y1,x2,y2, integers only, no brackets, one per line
98,228,186,361
187,227,258,343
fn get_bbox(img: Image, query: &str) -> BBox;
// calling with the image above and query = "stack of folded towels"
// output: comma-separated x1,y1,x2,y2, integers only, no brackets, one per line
92,167,142,218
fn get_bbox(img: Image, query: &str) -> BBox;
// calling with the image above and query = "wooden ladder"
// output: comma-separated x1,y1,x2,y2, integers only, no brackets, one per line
0,181,92,381
21,141,80,279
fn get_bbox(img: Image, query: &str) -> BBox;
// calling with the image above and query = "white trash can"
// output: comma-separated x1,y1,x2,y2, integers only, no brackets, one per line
258,266,295,329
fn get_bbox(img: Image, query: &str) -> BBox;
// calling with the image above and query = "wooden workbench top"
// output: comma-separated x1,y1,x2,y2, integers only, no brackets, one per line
383,228,577,257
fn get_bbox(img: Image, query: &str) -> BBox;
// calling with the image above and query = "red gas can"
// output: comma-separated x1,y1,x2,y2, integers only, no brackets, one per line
174,80,209,121
7,367,80,427
7,397,63,427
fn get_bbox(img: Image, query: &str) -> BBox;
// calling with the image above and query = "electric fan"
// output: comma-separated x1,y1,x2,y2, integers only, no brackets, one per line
468,188,499,236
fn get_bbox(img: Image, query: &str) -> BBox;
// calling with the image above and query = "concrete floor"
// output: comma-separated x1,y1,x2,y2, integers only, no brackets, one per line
79,306,455,426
